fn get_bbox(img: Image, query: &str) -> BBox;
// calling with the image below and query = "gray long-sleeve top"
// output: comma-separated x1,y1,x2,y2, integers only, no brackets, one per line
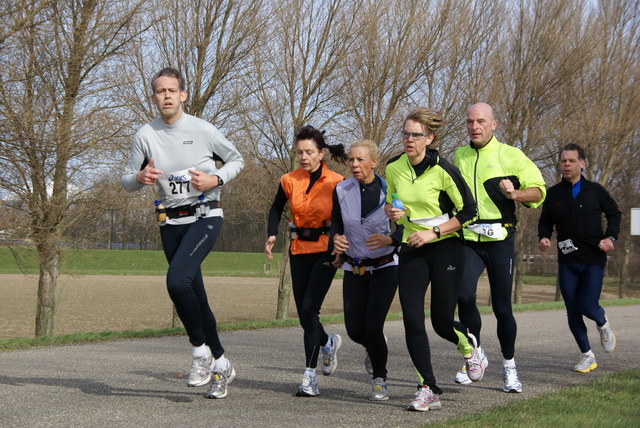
121,113,244,224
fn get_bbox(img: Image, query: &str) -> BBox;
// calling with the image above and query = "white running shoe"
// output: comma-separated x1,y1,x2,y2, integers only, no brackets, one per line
321,334,342,376
502,365,522,393
465,334,485,382
454,365,473,385
204,360,235,399
187,352,214,387
407,385,441,411
597,317,616,353
295,372,319,397
370,377,389,401
574,353,597,373
455,346,488,385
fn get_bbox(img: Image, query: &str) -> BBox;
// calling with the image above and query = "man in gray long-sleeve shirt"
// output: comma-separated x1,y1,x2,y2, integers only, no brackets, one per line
121,67,244,399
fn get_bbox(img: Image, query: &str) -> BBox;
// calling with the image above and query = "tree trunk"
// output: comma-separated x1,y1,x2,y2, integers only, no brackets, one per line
108,210,114,250
172,305,183,329
35,241,60,337
618,238,631,298
276,248,291,320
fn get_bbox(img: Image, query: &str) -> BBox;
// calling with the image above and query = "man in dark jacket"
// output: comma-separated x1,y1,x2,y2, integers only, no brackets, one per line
538,143,621,373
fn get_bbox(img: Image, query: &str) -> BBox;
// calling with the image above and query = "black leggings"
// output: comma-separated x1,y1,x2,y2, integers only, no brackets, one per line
343,266,398,379
458,235,517,360
398,238,469,389
160,216,224,358
289,251,337,368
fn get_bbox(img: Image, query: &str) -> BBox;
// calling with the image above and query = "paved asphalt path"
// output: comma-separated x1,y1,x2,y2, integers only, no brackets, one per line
1,305,638,428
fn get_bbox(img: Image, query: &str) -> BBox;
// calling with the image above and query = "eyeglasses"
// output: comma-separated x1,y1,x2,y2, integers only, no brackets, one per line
401,131,431,140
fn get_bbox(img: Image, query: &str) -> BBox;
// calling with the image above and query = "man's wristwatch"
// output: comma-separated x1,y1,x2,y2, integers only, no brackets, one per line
607,236,616,242
217,176,224,186
433,226,441,238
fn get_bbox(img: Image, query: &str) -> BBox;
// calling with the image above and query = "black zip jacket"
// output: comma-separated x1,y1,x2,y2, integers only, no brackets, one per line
538,176,621,267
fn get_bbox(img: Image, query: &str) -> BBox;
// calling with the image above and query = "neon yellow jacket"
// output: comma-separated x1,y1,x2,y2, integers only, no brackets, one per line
454,136,545,242
385,150,476,243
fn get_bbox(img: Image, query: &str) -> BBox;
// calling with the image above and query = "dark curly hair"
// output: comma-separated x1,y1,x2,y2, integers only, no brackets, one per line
295,125,348,164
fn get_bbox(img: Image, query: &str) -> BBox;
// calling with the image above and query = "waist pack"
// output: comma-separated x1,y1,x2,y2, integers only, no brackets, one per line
165,200,220,219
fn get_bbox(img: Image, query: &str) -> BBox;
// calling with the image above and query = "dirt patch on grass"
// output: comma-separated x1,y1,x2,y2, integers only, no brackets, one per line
0,274,619,339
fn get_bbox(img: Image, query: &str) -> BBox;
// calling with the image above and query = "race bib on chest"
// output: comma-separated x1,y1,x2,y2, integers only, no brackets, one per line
467,223,504,240
157,169,201,199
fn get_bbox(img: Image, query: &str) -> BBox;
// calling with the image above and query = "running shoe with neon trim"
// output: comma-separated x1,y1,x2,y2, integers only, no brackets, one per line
573,353,597,372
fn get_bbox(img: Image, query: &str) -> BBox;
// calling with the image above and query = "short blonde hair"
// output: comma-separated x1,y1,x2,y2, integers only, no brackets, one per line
404,107,444,134
348,140,378,161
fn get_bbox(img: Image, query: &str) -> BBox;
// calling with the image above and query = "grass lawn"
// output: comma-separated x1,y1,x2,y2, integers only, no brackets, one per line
0,246,283,277
1,245,638,426
430,368,640,427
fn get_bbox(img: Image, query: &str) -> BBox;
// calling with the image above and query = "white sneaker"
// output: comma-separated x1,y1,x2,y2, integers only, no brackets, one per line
204,360,235,399
370,377,389,401
321,334,342,376
295,372,319,397
465,334,485,382
187,352,214,387
502,364,522,393
454,365,473,385
407,385,441,411
597,317,616,353
455,346,488,385
574,353,597,373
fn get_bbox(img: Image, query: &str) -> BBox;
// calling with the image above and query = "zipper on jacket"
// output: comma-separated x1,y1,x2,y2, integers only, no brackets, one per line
473,149,481,242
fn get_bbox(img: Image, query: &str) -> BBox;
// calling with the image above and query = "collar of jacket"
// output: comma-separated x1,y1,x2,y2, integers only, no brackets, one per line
469,135,499,151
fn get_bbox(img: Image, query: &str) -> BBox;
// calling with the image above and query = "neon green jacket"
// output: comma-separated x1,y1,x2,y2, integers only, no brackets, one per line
385,150,477,243
454,136,546,242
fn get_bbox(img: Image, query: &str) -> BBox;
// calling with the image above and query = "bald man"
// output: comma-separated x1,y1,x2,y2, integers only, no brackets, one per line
453,103,546,393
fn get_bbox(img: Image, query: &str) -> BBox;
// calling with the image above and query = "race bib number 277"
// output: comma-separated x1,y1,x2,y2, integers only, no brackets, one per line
157,169,202,199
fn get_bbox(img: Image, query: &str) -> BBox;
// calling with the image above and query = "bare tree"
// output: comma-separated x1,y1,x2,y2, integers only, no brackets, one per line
239,0,365,318
571,0,640,296
0,0,52,46
339,0,443,159
340,0,509,164
0,0,149,336
120,0,270,325
487,0,595,303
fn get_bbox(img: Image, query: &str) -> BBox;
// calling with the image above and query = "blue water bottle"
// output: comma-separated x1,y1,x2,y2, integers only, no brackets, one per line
391,193,404,210
391,193,408,224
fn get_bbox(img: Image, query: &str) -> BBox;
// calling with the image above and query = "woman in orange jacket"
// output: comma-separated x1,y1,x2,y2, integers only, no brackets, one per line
265,125,347,397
